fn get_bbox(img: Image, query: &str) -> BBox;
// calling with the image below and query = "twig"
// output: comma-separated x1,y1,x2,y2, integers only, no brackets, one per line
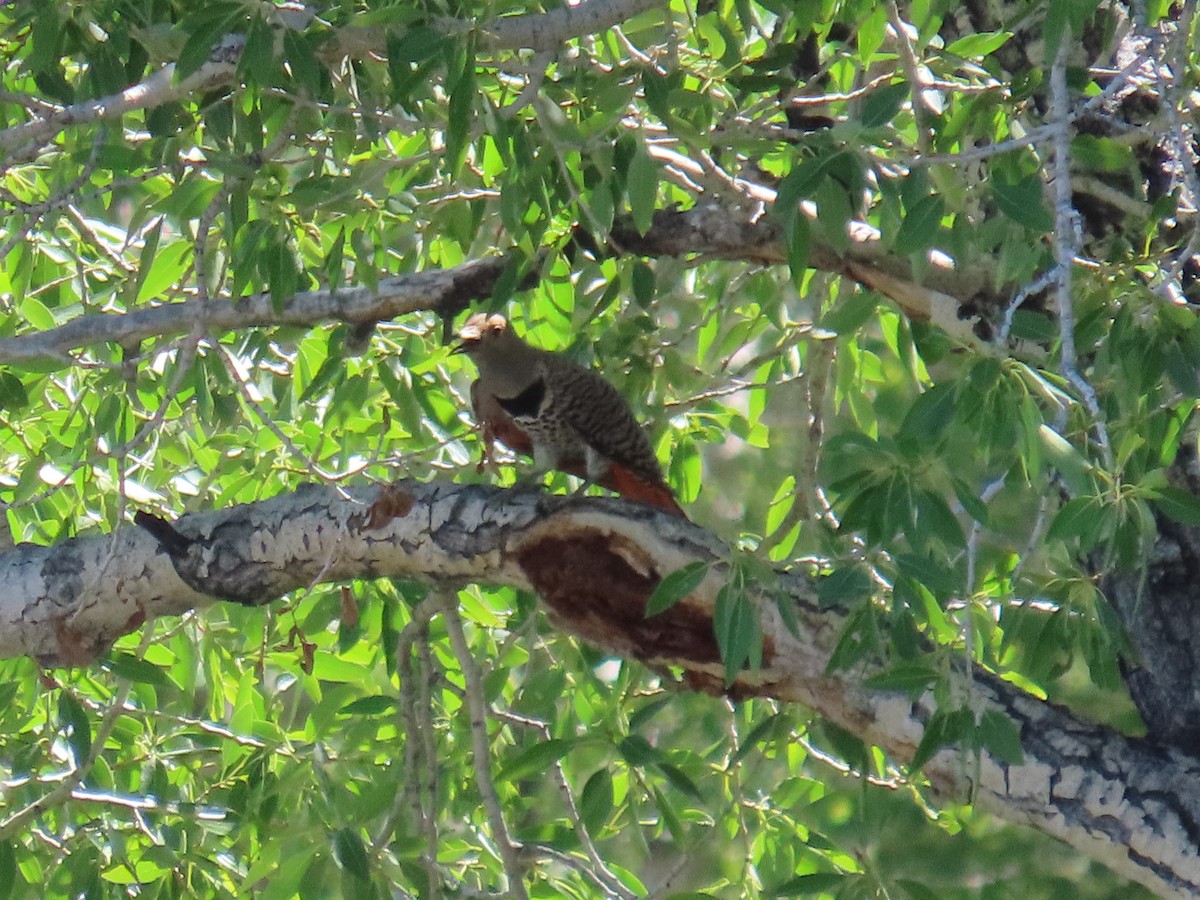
1049,39,1113,469
0,45,242,163
887,1,933,155
0,620,158,840
493,710,636,900
1155,4,1200,299
442,597,529,900
499,51,555,119
209,335,341,483
997,268,1057,345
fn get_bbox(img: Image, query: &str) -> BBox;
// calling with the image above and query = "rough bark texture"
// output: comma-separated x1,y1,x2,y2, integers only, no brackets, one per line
1,480,1197,897
1104,441,1200,749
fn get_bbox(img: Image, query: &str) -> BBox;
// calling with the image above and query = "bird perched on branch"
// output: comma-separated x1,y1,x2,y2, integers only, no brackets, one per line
453,313,688,519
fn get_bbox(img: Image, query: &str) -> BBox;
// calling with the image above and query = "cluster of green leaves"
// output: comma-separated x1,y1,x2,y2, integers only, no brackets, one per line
0,0,1189,896
0,577,1143,898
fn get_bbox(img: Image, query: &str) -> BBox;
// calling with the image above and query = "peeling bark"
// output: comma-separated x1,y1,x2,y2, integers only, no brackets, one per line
1,481,1196,897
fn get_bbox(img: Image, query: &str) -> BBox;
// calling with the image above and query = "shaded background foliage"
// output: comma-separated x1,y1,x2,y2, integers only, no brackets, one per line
1,0,1196,896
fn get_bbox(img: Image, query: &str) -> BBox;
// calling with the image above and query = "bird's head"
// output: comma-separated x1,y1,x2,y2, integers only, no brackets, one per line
452,314,517,361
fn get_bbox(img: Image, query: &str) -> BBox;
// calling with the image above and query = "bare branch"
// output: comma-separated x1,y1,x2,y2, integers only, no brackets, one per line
0,44,241,164
482,0,665,53
0,257,514,366
1050,39,1113,467
443,599,529,900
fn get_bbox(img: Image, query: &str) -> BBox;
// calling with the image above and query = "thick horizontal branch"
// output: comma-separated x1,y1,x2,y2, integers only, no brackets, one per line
607,206,995,349
483,0,665,51
0,257,511,365
1,481,1195,898
3,203,1006,364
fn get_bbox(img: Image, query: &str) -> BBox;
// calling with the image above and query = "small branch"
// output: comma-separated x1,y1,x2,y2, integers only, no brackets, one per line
0,45,241,163
1049,39,1113,469
443,599,529,900
0,623,157,841
887,1,933,155
496,710,636,899
483,0,665,53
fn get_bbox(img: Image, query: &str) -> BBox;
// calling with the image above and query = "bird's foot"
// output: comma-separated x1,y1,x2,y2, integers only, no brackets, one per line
508,471,549,495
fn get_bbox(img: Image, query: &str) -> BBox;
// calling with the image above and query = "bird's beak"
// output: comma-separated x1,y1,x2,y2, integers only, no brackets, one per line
450,340,470,355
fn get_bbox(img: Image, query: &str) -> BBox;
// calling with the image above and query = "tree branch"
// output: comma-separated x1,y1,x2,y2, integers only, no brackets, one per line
1,480,1196,898
3,202,1013,366
0,42,242,164
0,257,512,366
483,0,665,52
0,0,663,167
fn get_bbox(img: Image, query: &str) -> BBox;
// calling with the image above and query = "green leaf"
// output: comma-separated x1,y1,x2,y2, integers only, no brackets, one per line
786,211,811,285
714,582,760,686
238,15,276,86
821,720,870,772
814,175,852,254
627,144,659,235
628,696,672,731
283,29,322,96
1046,497,1101,543
631,261,655,308
0,372,29,411
897,382,956,443
894,195,944,255
619,734,661,766
175,18,230,82
653,785,687,845
445,49,475,176
817,293,877,335
1071,135,1134,172
389,26,449,65
863,663,938,695
979,709,1024,765
133,217,164,301
332,827,370,880
952,479,990,525
1152,486,1200,526
0,840,14,899
909,707,971,774
58,692,92,765
916,490,965,549
497,739,572,782
102,652,173,686
656,761,704,800
895,878,943,900
817,566,873,608
770,871,850,896
136,240,190,303
1038,425,1095,494
860,81,908,128
645,561,709,617
325,226,347,292
21,296,56,330
730,713,781,766
339,695,397,716
992,175,1053,232
944,31,1014,58
641,66,671,122
580,768,614,832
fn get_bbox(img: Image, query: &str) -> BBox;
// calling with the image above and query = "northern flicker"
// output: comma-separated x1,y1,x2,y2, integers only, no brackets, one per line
453,313,688,519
